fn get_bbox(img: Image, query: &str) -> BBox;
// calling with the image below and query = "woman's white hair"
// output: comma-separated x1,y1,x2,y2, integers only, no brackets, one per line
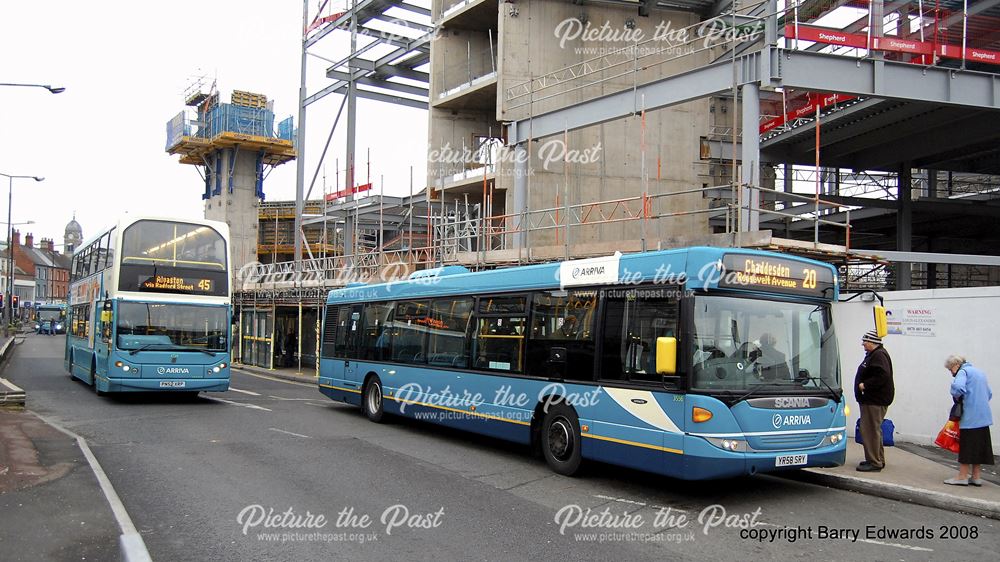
944,355,966,369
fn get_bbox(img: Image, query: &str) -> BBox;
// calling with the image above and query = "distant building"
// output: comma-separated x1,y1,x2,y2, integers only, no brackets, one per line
7,229,72,311
64,214,83,255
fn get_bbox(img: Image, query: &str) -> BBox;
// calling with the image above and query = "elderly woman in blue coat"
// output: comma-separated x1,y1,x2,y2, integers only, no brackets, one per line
944,355,994,486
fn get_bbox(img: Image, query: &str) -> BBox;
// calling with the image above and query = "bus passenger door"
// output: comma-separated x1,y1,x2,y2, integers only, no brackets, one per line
95,301,113,377
332,304,364,386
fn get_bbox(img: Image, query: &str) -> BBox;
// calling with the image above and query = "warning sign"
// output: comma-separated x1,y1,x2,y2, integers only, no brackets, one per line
886,307,936,337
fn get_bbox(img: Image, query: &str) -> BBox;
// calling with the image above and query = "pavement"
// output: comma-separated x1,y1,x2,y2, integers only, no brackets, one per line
0,408,121,561
1,335,26,408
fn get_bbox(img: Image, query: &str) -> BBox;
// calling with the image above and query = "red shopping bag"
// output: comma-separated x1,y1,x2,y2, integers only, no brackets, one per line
934,420,960,454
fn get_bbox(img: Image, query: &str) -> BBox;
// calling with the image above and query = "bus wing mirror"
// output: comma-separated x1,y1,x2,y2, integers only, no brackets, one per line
873,305,888,338
656,337,677,375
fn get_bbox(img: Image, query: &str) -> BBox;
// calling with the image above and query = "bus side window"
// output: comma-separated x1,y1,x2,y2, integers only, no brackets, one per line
427,298,473,369
526,290,597,381
390,301,430,365
474,296,527,373
600,288,680,386
361,302,393,361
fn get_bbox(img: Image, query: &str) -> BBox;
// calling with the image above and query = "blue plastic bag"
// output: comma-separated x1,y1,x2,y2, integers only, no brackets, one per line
854,418,895,446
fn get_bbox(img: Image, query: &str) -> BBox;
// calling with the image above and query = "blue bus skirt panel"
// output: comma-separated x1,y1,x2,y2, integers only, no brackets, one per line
95,376,230,393
318,381,363,406
381,400,531,444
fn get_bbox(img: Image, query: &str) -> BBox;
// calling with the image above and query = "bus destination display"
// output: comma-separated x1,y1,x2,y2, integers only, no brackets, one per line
717,254,835,297
119,265,227,297
141,275,214,293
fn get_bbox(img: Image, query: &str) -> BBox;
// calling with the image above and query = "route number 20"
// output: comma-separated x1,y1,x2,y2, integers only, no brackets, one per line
802,268,818,289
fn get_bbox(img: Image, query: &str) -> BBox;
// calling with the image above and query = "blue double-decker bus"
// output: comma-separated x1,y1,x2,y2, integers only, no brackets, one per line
65,217,232,394
318,247,862,480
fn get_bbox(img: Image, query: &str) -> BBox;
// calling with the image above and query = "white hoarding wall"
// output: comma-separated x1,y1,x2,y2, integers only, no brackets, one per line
834,286,1000,454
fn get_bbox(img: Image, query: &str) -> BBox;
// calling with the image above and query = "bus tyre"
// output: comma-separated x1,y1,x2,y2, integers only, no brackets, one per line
92,366,105,396
363,376,385,423
541,404,583,476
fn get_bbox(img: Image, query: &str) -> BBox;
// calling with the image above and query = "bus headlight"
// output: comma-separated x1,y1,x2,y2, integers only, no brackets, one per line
704,437,747,452
213,366,221,373
824,432,845,446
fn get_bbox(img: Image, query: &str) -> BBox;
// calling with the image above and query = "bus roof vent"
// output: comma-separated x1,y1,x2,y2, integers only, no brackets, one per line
408,265,469,279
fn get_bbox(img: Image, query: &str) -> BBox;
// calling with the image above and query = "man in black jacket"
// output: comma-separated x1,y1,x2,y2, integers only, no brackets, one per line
854,330,895,472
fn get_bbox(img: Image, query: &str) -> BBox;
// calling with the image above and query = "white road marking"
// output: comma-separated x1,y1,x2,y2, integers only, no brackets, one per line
228,387,261,396
268,427,311,439
593,494,687,513
32,413,153,562
203,396,272,412
232,369,316,388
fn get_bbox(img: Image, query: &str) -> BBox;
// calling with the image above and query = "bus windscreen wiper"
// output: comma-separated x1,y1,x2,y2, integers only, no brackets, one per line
732,380,798,404
127,343,216,356
128,343,170,355
800,376,841,402
167,345,217,356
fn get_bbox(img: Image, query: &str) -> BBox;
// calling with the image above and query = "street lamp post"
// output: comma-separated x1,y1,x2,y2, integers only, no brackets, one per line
0,83,65,94
0,174,44,330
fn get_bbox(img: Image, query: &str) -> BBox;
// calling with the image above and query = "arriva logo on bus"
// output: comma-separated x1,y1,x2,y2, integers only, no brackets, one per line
156,367,191,375
772,413,812,429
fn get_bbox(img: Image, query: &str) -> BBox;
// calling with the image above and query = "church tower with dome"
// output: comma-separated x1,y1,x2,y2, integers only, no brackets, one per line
64,214,82,255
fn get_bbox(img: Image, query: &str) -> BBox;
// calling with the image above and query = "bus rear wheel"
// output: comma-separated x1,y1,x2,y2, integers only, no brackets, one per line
541,404,583,476
362,376,385,423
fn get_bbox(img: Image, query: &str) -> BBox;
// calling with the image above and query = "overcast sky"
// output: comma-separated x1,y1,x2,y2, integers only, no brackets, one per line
0,1,429,250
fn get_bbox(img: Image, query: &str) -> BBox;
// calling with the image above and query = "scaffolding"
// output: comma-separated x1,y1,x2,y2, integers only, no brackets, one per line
166,85,296,168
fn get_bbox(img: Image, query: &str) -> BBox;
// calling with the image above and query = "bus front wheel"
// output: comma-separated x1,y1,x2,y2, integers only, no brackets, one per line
362,376,385,423
541,404,582,476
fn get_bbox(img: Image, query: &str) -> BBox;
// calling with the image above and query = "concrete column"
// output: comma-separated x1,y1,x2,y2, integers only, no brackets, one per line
511,143,528,249
896,165,913,290
204,150,260,289
740,83,760,232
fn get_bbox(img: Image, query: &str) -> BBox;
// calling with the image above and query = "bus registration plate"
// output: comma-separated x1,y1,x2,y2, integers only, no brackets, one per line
160,381,186,388
775,454,808,467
